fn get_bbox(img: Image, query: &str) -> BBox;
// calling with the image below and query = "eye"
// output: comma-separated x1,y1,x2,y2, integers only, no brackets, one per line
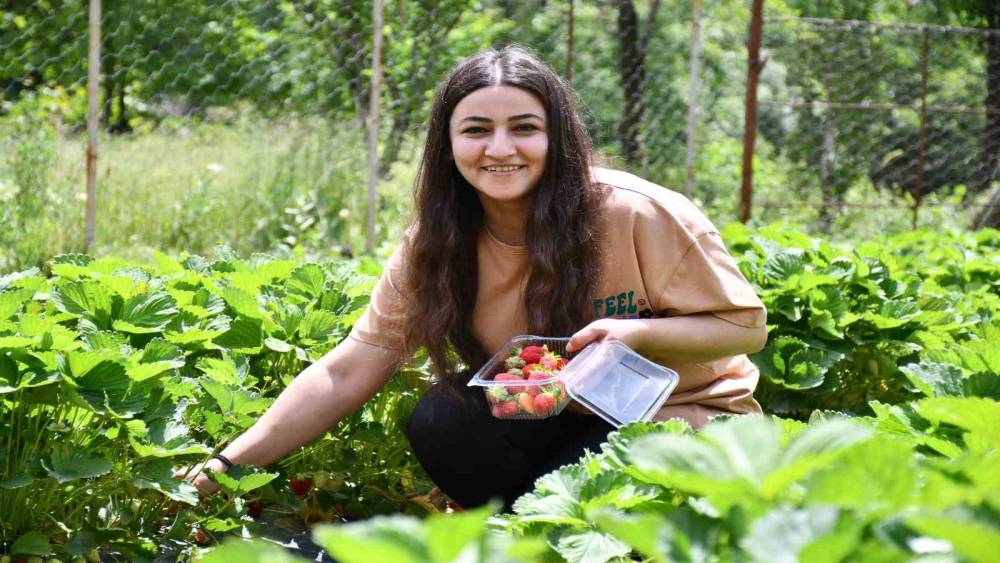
514,123,539,132
462,126,488,135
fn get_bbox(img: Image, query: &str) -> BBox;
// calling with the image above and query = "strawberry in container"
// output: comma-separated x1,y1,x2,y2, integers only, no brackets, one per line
470,335,681,427
469,336,573,420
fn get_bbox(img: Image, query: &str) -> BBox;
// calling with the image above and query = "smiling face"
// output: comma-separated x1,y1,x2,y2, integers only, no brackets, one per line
449,85,549,207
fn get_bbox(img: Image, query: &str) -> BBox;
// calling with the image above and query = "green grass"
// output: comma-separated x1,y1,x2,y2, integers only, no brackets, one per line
0,112,987,275
0,115,413,272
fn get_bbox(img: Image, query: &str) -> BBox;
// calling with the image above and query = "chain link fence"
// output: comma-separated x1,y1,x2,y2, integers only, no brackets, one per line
0,2,997,272
755,16,1000,230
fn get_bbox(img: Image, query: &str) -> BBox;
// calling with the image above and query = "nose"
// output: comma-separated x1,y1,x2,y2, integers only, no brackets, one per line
485,129,516,158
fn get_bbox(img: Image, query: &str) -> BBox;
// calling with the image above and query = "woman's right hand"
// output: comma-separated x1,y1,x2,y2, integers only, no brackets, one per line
174,457,228,497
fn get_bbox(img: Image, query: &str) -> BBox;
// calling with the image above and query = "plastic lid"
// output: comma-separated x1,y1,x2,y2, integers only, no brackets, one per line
559,340,679,428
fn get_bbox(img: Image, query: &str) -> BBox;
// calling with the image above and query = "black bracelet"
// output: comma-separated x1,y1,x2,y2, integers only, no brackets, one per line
211,453,234,470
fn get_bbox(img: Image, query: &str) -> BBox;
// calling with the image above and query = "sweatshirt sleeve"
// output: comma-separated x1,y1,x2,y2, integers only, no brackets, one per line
654,232,766,328
347,243,409,351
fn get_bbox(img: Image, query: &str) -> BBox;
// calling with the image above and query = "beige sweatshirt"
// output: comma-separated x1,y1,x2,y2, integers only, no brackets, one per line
349,168,767,425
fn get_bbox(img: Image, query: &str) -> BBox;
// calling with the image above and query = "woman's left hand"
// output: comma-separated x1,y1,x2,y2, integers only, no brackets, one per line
565,318,647,354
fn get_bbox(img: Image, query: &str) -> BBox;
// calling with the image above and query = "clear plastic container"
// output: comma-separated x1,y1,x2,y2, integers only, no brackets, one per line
467,335,574,421
558,339,679,428
468,335,679,427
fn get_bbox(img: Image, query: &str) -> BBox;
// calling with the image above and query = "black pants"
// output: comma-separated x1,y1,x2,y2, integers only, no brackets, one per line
405,381,615,513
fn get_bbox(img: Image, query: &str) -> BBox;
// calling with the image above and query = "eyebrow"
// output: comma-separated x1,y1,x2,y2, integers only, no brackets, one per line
458,113,545,125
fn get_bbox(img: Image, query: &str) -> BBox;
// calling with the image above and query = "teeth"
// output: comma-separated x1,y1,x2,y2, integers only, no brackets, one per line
485,165,522,172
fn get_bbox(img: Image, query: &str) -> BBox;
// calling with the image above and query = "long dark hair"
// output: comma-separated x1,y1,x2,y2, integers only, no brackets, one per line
402,45,604,385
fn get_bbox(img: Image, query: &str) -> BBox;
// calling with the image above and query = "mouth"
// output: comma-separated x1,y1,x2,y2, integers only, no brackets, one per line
482,165,525,175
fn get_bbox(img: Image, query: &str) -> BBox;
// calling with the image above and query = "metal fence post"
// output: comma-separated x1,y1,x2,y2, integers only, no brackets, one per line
740,0,764,224
85,0,101,253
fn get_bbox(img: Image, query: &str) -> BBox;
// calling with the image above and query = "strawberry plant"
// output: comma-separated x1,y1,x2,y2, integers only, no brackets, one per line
0,250,433,560
724,224,999,419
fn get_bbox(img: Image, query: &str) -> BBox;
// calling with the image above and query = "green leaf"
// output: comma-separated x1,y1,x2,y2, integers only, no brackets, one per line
0,287,35,320
222,285,264,319
197,538,309,563
740,506,844,563
512,465,589,525
112,290,178,333
50,280,114,328
264,337,293,352
553,529,631,563
763,249,807,280
906,513,1000,563
11,529,52,556
286,264,327,300
210,465,278,495
132,459,199,505
592,509,674,562
424,504,496,561
915,397,1000,451
900,362,966,397
42,446,113,483
804,436,917,513
313,516,427,563
197,356,241,385
213,316,263,352
200,379,271,417
129,419,209,458
0,351,18,393
298,309,341,341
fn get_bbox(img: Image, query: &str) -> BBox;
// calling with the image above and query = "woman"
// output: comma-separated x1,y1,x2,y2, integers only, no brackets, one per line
183,46,767,512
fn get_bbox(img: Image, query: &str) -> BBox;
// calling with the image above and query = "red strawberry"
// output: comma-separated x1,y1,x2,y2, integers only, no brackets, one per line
194,528,210,545
248,500,265,519
533,393,557,415
506,367,524,377
289,476,313,497
495,373,527,394
526,371,553,396
556,357,569,370
517,392,537,415
539,352,561,370
522,363,541,374
519,345,547,364
492,401,519,418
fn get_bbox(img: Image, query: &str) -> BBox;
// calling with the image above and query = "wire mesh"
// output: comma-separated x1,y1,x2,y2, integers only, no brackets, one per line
0,2,996,270
758,17,1000,226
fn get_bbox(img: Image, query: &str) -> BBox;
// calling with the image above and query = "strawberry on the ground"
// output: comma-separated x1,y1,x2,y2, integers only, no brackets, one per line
495,373,527,394
519,345,547,364
533,393,557,415
492,401,519,418
194,529,210,545
289,476,313,497
248,500,266,519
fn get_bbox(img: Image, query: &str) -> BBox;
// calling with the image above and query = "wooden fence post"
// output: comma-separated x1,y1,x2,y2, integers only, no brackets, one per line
367,0,384,255
685,0,703,199
740,0,764,224
85,0,101,253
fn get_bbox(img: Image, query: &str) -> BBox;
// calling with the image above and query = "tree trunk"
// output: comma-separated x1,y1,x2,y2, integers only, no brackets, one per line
970,1,1000,195
616,0,645,166
973,184,1000,228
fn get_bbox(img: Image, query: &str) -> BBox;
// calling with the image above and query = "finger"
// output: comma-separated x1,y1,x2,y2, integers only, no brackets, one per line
566,325,601,353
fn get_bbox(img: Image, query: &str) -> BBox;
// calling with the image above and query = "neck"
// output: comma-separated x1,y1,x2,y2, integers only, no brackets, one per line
479,196,529,246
